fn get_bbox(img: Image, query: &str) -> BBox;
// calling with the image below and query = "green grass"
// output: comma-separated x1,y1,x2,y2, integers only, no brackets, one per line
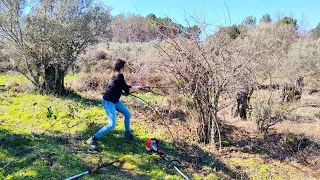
3,72,318,179
223,153,318,180
131,92,167,103
0,72,33,93
0,87,213,179
0,72,29,85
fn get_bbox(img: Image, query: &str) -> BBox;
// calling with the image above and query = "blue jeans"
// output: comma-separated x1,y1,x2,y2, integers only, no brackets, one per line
94,99,131,139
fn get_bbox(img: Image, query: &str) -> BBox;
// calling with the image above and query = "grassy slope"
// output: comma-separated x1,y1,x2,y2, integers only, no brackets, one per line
0,92,190,180
0,73,28,85
1,72,319,180
0,73,215,180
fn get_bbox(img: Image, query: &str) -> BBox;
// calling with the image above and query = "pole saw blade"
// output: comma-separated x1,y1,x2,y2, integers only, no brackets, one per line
145,139,190,180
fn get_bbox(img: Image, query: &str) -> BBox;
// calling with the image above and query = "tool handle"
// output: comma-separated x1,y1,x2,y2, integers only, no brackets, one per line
166,159,182,169
64,171,89,180
173,166,190,180
97,157,125,170
161,155,189,180
64,158,124,180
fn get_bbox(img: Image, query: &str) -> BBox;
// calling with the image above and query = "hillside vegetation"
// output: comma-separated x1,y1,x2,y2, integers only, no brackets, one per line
0,0,320,179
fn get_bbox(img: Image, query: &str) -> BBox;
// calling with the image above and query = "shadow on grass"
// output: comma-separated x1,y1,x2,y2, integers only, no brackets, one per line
162,141,250,180
59,92,252,179
63,90,102,107
47,121,252,180
7,90,250,179
0,127,150,180
221,124,320,164
0,123,254,180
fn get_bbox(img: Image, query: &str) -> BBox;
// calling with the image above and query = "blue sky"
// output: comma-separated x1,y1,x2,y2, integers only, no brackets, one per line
102,0,319,31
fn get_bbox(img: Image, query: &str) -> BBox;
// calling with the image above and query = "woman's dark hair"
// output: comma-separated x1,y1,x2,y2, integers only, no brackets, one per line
110,59,126,81
114,59,126,72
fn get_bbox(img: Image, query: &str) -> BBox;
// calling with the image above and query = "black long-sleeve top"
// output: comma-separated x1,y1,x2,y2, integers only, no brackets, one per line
103,73,131,103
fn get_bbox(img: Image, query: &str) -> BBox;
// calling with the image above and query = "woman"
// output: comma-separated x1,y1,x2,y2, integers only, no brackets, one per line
87,59,141,149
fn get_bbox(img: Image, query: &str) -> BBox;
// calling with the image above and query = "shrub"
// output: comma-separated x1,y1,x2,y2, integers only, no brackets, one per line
251,101,285,133
81,61,113,74
69,73,109,92
93,51,106,60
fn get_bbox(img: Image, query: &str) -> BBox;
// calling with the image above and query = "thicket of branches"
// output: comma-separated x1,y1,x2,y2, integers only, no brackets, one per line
1,2,319,145
142,16,320,145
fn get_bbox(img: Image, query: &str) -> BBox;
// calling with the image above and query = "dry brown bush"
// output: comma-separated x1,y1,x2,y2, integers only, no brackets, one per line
69,73,110,92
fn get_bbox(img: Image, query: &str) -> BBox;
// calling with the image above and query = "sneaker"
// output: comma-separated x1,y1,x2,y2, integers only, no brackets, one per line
86,136,97,149
124,131,134,141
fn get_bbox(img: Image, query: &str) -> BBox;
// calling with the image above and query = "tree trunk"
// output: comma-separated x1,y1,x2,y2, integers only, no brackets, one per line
41,66,65,95
195,89,220,144
234,88,253,120
280,77,304,102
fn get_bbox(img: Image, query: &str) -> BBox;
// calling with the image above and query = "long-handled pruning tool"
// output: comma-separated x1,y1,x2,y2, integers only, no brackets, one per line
123,88,176,140
64,157,125,180
145,139,190,180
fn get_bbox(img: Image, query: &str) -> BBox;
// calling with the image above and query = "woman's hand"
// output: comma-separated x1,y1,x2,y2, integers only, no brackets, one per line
130,86,142,93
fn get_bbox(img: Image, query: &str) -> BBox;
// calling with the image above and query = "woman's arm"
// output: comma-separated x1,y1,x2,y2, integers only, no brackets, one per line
118,74,141,94
130,86,141,93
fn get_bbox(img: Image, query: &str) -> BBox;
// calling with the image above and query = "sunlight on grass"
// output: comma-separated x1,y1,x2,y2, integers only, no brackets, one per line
133,92,167,102
65,72,84,81
0,92,104,134
3,72,318,179
224,153,316,180
0,91,188,179
0,72,28,85
7,168,38,180
292,107,320,117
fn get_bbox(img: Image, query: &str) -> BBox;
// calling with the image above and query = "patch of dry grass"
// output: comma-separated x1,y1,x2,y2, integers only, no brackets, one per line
274,121,320,138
